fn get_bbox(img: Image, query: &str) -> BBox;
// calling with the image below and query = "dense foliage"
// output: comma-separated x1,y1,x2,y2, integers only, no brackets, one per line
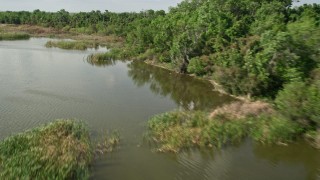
123,1,320,98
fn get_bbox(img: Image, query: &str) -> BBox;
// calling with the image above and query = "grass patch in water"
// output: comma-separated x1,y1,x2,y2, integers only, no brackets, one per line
45,40,98,50
0,33,30,40
0,119,120,179
147,111,248,153
87,47,139,66
86,48,128,67
147,101,303,153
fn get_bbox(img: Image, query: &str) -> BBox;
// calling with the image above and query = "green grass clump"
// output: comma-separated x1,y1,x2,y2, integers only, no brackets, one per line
147,111,248,152
0,33,30,40
94,131,120,155
45,40,98,50
86,48,128,67
0,119,92,179
147,103,305,153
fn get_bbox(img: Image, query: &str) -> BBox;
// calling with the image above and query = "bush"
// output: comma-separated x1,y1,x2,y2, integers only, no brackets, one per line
187,56,210,76
213,66,264,96
275,81,320,127
136,49,156,61
275,82,308,121
250,115,303,144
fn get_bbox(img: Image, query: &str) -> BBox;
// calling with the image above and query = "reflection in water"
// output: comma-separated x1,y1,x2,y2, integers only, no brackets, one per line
86,57,117,67
127,61,235,110
253,141,320,180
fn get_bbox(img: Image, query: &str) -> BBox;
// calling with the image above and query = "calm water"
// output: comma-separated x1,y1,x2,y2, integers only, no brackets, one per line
0,38,319,180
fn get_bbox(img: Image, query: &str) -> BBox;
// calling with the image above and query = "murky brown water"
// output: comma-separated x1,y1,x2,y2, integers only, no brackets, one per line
0,38,319,180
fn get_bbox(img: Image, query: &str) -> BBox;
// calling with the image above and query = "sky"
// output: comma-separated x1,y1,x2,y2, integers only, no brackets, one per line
0,0,318,13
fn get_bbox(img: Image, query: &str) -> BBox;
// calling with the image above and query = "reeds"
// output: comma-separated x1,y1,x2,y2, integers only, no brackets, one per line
0,120,92,179
147,101,302,153
45,40,98,50
0,33,30,40
0,119,120,179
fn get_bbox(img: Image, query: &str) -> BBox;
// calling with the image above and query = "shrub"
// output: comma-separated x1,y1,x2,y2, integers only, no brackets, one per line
250,115,303,144
275,81,320,127
213,66,264,96
187,56,210,76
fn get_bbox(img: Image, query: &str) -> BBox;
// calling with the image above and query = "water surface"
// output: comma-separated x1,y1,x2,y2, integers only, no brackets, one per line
0,38,318,180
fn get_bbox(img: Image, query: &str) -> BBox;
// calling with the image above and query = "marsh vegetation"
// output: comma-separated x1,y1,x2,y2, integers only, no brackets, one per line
147,101,304,153
45,40,99,50
0,120,119,179
0,32,30,40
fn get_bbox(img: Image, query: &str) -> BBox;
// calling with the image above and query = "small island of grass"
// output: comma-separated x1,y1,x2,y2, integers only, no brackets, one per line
0,119,119,179
0,32,30,40
147,100,319,153
45,40,99,50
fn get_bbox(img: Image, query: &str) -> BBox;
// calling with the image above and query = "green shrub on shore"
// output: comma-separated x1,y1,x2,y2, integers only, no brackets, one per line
0,33,30,40
250,115,303,144
147,101,306,153
275,80,320,128
45,40,98,50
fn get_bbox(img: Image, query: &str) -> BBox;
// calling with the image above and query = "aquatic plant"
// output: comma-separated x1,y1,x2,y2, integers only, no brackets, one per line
147,111,248,152
45,40,98,50
0,119,120,179
0,120,92,179
94,131,120,155
0,33,30,40
147,101,305,153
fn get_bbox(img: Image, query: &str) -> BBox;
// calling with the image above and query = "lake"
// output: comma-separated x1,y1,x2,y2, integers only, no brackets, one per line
0,38,319,180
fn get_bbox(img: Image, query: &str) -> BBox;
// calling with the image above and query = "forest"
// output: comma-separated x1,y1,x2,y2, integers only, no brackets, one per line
0,0,319,147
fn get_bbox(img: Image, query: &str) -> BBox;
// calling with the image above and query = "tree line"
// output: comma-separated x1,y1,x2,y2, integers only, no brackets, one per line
0,9,165,35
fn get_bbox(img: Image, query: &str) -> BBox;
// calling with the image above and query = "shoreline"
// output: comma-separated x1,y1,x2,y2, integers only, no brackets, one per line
0,24,124,48
0,24,252,102
1,24,318,150
144,60,251,102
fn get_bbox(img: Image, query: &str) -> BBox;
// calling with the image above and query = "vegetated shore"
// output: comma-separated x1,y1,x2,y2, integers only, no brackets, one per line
0,24,124,48
1,24,319,151
0,119,119,179
0,32,30,40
